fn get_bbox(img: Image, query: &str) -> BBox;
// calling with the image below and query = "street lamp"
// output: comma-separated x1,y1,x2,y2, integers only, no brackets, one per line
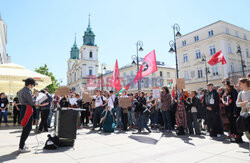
168,23,181,79
236,45,246,77
201,55,210,83
100,64,106,92
131,41,143,90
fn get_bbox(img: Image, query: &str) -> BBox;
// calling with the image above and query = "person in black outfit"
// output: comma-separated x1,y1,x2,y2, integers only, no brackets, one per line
0,92,9,127
81,102,90,126
13,96,21,126
222,81,242,142
205,83,221,137
18,78,38,153
38,90,51,133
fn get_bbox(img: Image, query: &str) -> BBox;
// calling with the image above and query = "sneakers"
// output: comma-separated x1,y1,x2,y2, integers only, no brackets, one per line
217,134,222,138
18,147,31,153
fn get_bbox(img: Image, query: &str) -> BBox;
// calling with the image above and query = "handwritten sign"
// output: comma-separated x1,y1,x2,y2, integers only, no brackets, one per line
119,97,131,108
82,93,92,103
176,78,185,89
152,87,160,99
55,86,69,97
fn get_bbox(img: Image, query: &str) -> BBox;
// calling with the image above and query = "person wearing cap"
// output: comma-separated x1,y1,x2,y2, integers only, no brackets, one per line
17,78,38,153
205,83,221,137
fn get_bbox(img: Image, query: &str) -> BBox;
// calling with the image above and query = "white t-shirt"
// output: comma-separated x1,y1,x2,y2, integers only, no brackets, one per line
108,94,116,109
69,97,77,106
95,95,106,107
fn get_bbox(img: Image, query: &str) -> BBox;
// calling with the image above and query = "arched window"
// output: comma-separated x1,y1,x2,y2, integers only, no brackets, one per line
89,51,93,58
89,67,93,75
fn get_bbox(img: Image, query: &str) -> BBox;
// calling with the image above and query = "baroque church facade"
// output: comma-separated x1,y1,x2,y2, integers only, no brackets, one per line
67,17,99,94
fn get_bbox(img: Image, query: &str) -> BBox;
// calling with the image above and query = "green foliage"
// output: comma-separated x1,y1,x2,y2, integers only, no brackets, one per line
35,64,60,94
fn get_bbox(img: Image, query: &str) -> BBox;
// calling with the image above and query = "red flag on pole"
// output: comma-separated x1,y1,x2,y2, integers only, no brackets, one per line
208,51,227,66
111,59,122,91
134,50,157,85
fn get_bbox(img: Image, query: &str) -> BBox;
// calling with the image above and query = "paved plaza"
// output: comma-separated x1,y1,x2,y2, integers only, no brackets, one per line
0,126,249,163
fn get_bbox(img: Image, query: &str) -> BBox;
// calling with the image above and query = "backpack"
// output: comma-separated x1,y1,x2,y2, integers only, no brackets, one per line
43,134,60,150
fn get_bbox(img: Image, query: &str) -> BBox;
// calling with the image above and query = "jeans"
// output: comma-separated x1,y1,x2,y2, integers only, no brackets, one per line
138,112,150,131
121,111,128,130
187,111,201,134
19,105,33,149
128,109,136,127
116,106,123,128
47,109,53,127
0,110,8,124
150,110,158,126
162,110,172,130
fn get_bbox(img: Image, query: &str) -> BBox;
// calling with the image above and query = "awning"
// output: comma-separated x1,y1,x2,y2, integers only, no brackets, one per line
0,63,52,96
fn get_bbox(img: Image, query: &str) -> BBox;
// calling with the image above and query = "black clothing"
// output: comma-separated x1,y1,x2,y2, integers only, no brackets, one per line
59,97,69,107
17,86,35,149
0,97,9,109
38,109,50,132
19,105,33,149
205,89,221,136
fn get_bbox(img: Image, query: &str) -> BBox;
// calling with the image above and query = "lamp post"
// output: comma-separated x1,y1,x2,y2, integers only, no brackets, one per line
131,41,143,90
100,64,106,92
169,23,181,79
201,55,210,83
236,45,246,77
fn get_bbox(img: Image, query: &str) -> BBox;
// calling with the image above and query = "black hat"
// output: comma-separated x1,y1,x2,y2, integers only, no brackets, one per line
23,78,38,86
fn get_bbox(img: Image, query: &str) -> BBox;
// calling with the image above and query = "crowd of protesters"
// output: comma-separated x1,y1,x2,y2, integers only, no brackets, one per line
0,76,249,154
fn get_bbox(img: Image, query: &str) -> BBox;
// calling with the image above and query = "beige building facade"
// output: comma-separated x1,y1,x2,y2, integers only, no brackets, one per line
99,64,176,93
176,20,250,91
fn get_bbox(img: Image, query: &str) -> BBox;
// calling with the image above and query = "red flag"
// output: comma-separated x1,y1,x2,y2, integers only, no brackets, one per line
21,105,33,127
208,51,227,66
111,59,122,91
134,50,157,84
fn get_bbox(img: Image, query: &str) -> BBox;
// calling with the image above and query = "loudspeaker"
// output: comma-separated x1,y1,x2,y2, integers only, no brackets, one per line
56,109,77,139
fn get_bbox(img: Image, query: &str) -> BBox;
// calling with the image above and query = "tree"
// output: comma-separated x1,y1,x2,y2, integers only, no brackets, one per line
35,64,60,94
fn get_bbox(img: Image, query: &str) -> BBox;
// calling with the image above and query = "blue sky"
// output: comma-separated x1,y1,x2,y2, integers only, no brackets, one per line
1,0,250,85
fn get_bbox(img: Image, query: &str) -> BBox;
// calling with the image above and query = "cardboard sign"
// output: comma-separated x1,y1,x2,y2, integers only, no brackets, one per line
82,93,92,103
119,97,131,108
55,86,69,97
176,78,185,89
152,87,160,99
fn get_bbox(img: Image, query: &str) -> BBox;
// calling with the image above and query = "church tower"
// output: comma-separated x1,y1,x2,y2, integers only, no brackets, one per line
67,15,99,93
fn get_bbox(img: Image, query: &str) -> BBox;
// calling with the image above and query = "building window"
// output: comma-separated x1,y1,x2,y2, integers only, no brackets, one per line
184,71,189,80
197,68,203,78
226,28,229,34
183,53,188,62
182,40,186,46
208,30,214,37
244,34,247,40
89,68,93,75
160,71,163,77
212,65,219,76
167,72,170,78
195,50,201,59
89,51,93,58
228,44,232,54
235,31,239,37
194,36,199,42
230,63,235,73
246,49,249,58
209,45,216,55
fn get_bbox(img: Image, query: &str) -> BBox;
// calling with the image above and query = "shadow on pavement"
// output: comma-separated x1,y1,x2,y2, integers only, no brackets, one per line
0,151,20,162
34,147,73,154
128,135,158,145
